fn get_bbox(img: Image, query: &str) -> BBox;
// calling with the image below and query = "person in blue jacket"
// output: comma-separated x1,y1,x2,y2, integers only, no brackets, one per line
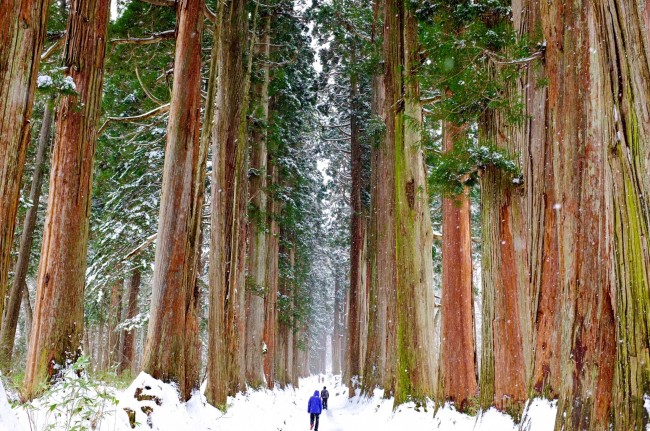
307,389,323,430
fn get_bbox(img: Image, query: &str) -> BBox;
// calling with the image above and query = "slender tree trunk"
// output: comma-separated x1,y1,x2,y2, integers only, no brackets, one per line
263,159,280,388
22,284,33,339
206,0,250,407
0,0,50,329
386,0,438,406
119,268,141,375
439,122,477,410
347,56,366,393
245,13,272,388
22,0,110,399
108,278,123,368
0,97,54,370
141,0,204,401
332,278,341,376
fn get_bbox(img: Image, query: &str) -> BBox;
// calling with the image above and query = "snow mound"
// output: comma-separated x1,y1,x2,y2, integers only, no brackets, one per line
0,377,22,431
115,372,223,430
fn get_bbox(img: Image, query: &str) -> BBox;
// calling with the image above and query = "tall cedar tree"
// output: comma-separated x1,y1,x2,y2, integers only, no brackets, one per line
387,0,438,405
23,0,110,399
141,0,204,401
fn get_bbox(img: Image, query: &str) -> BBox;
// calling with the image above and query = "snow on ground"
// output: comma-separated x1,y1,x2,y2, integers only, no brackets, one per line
0,377,22,431
2,372,560,431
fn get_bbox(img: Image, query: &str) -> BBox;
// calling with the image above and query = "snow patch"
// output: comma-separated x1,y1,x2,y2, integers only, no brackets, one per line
0,377,23,431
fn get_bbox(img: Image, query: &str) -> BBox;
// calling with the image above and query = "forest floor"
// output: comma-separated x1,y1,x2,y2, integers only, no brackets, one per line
1,372,559,431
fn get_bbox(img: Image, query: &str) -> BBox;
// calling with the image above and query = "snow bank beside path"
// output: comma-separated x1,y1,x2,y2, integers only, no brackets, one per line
9,372,558,430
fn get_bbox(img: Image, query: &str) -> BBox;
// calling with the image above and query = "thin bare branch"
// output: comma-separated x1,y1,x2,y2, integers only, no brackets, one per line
99,103,171,134
136,66,165,105
111,30,176,46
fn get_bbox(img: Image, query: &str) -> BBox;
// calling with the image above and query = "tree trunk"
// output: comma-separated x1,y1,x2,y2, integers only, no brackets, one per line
245,13,271,388
263,158,280,388
141,0,204,401
108,278,123,368
0,96,53,370
538,1,617,428
0,0,50,329
332,278,341,376
440,122,478,410
206,0,250,407
22,0,110,400
119,268,141,375
387,0,438,406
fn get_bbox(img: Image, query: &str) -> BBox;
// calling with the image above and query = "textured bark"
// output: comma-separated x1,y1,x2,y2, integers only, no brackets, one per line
0,0,50,330
389,0,438,405
440,123,478,410
22,0,110,399
596,0,650,428
142,0,204,401
0,97,53,370
538,1,617,428
479,164,526,411
206,0,249,407
119,268,141,375
245,14,271,388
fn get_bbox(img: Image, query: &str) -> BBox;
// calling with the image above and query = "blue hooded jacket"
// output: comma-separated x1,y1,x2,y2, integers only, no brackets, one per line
308,390,323,414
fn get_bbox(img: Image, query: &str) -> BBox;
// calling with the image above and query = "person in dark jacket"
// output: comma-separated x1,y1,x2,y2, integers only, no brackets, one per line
320,386,329,410
307,390,323,430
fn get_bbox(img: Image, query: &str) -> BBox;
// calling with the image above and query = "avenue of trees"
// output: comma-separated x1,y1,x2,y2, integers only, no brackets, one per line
0,0,649,429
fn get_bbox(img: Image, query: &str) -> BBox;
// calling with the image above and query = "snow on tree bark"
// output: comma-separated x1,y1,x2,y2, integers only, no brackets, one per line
22,0,110,399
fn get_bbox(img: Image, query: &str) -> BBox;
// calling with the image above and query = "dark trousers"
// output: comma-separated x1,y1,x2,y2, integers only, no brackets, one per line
310,413,320,430
322,398,328,409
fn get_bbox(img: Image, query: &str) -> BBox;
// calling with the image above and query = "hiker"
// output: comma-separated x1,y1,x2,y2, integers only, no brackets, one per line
308,389,323,430
321,386,329,410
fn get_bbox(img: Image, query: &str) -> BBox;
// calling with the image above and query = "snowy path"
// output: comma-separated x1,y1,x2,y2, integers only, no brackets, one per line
7,372,557,431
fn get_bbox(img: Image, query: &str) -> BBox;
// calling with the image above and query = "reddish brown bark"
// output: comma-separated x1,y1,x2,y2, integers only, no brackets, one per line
141,0,204,401
119,268,141,375
440,123,478,410
0,0,50,335
22,0,110,399
0,97,53,370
